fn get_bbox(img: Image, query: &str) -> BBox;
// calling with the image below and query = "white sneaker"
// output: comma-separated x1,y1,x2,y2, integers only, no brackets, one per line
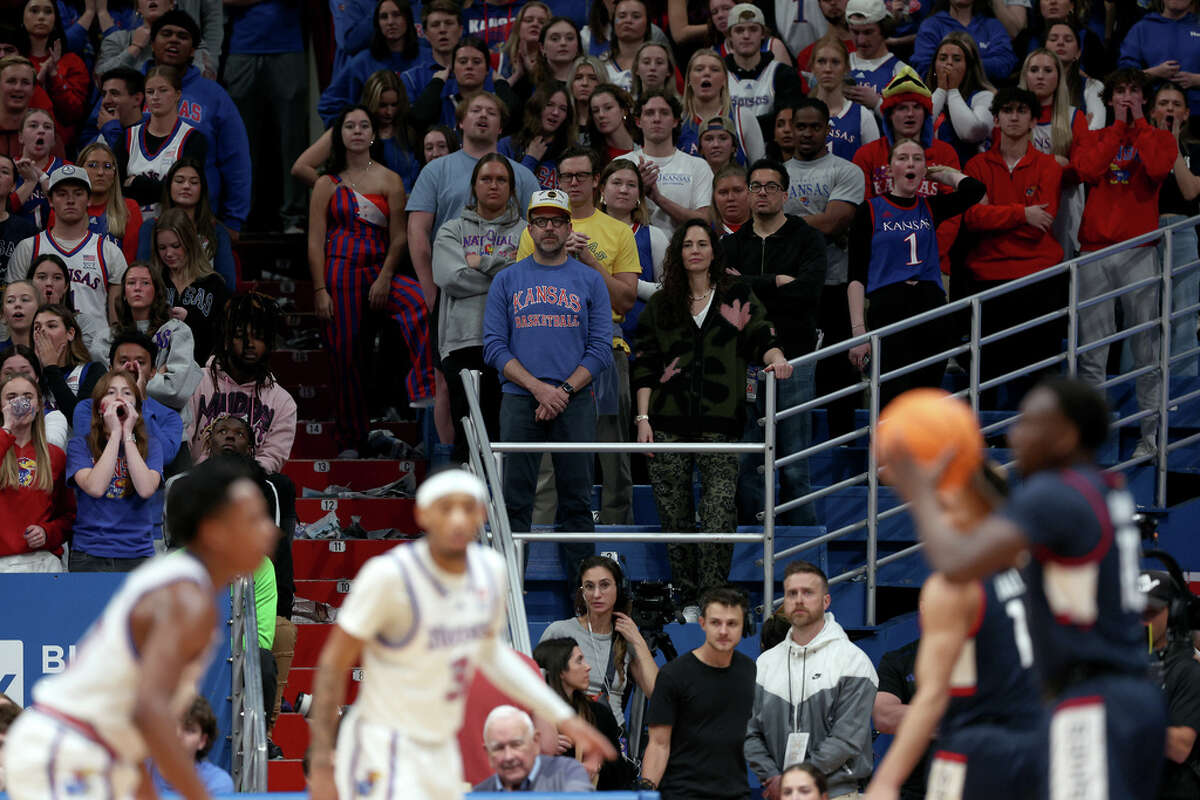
681,605,701,624
1133,437,1156,460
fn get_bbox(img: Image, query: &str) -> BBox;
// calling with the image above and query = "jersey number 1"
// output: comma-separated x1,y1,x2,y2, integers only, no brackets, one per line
1005,599,1034,668
1107,491,1145,613
902,233,921,266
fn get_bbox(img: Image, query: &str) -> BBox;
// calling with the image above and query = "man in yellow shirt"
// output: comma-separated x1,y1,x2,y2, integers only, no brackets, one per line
518,146,640,526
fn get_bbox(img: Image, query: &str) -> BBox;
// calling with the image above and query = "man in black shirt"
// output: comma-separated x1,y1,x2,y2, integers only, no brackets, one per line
640,587,756,799
722,158,827,526
1141,570,1200,800
874,638,930,800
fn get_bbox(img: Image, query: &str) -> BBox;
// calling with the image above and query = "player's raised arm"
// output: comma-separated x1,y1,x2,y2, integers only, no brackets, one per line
131,582,220,800
864,576,978,799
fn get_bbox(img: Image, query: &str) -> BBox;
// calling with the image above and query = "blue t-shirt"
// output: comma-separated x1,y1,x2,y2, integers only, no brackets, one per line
1000,468,1149,690
227,0,304,54
151,759,234,795
482,255,613,394
66,432,165,558
407,149,540,231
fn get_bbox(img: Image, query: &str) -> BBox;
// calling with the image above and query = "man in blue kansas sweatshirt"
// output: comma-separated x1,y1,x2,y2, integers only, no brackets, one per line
483,189,612,574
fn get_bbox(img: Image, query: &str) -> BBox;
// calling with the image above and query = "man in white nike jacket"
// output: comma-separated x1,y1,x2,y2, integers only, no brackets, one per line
745,561,878,800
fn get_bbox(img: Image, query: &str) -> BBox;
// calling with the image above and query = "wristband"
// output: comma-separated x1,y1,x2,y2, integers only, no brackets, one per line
124,433,135,443
634,415,649,423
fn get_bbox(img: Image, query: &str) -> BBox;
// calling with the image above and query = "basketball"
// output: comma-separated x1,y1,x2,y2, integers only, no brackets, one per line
875,388,985,490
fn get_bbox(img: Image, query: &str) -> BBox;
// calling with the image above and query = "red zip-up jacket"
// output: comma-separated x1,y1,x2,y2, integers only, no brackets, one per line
964,136,1065,280
1070,117,1177,251
0,428,75,557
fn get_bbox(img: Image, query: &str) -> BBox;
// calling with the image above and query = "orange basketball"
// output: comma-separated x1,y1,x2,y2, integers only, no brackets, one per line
874,388,984,490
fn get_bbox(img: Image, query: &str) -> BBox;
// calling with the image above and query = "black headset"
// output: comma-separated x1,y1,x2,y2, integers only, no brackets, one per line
1143,549,1199,643
575,555,631,617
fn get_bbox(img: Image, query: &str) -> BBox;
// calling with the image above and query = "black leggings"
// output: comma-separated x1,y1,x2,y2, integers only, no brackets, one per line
867,280,950,408
441,346,501,465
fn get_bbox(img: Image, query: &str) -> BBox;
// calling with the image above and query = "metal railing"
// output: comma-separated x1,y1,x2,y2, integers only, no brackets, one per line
230,575,268,792
462,213,1200,630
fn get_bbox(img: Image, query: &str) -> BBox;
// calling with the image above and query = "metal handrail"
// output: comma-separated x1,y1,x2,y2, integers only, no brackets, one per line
230,576,266,792
460,213,1200,633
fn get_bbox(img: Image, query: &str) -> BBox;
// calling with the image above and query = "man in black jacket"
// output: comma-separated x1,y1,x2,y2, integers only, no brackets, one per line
721,158,827,526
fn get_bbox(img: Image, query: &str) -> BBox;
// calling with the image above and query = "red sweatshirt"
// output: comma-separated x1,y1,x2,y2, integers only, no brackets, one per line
854,137,962,271
1070,117,1177,251
0,429,74,557
964,137,1065,280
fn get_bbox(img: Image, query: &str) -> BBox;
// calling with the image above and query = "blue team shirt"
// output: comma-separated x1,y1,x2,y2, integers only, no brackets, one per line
1001,468,1149,690
865,195,942,291
827,102,867,161
66,432,165,558
227,0,303,54
482,255,613,394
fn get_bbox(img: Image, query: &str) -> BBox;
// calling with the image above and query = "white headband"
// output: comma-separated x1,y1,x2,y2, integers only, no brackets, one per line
415,469,488,508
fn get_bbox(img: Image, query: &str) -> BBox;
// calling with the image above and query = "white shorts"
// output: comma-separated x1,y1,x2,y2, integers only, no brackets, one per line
3,708,140,800
335,705,467,800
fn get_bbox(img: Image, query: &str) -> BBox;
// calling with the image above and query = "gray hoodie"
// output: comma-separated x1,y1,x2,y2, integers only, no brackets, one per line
431,200,526,358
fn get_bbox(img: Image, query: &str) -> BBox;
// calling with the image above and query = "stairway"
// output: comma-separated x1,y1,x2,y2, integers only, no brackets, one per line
233,275,428,792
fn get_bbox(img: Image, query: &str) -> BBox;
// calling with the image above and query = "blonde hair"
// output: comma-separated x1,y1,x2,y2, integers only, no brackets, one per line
631,41,679,102
682,49,730,121
0,375,51,492
151,207,214,288
1019,48,1072,157
502,1,550,74
807,34,850,104
78,142,129,239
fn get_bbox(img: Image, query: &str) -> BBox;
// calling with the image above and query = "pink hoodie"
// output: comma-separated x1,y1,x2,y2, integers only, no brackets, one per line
186,357,298,473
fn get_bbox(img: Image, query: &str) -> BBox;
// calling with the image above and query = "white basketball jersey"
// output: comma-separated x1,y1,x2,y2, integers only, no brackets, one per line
125,119,197,215
336,539,507,742
30,231,113,323
729,60,781,118
32,552,216,762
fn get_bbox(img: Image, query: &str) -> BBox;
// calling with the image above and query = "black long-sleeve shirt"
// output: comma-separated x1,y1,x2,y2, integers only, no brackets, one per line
721,214,828,354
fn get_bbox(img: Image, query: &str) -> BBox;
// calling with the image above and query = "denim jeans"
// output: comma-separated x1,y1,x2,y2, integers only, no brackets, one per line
736,362,817,526
500,390,597,575
68,549,149,573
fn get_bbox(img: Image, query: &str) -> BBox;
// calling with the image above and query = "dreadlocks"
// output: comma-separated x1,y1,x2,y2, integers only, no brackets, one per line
210,292,282,394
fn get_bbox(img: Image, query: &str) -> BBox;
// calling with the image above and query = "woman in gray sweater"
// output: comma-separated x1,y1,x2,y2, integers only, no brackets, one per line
432,153,528,462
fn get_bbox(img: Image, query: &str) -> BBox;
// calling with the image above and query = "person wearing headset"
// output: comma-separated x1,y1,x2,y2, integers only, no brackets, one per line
538,555,659,727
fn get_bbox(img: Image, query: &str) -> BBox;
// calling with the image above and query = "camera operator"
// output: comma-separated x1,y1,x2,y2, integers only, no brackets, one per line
1141,569,1200,800
538,556,659,728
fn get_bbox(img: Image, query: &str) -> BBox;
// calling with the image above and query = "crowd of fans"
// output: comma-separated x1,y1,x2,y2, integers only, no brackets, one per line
0,0,1190,595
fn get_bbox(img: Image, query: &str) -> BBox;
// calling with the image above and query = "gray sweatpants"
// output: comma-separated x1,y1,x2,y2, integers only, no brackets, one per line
1076,246,1161,439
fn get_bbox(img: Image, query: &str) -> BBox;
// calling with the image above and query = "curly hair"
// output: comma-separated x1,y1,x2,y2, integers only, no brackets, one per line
658,219,732,325
211,292,282,393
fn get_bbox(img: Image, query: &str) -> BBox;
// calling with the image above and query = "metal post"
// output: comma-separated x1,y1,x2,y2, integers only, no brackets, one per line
969,296,981,414
866,334,881,626
762,370,777,621
1067,261,1078,378
1158,229,1173,506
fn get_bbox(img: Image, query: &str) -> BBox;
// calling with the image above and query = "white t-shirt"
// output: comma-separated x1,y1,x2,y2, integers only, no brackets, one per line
631,146,714,236
785,152,865,285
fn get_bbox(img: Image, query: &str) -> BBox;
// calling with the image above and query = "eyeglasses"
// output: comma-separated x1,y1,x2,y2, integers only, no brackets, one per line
748,181,784,194
530,216,570,229
558,171,593,184
84,161,115,171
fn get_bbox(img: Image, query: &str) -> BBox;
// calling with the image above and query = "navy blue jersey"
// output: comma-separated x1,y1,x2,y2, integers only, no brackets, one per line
865,195,943,291
827,101,867,161
943,569,1042,734
1001,468,1147,690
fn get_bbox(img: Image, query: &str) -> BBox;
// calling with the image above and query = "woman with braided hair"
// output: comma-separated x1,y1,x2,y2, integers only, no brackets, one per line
186,292,297,473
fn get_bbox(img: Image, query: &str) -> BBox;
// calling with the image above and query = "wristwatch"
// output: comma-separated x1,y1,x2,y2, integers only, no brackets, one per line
636,777,657,790
559,381,576,396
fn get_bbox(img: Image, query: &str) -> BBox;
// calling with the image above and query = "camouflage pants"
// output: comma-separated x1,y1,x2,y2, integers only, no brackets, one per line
647,430,737,606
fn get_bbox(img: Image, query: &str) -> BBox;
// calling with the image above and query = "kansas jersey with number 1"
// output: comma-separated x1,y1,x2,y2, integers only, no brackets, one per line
336,538,507,741
865,195,942,292
1000,468,1147,687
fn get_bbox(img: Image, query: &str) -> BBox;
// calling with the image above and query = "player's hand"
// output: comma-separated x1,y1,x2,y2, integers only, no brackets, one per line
762,774,782,800
881,443,953,504
308,762,338,800
558,716,617,775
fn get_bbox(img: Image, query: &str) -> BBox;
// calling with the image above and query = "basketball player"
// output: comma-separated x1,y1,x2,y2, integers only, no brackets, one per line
3,456,279,800
306,469,616,800
887,377,1167,800
863,465,1043,800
